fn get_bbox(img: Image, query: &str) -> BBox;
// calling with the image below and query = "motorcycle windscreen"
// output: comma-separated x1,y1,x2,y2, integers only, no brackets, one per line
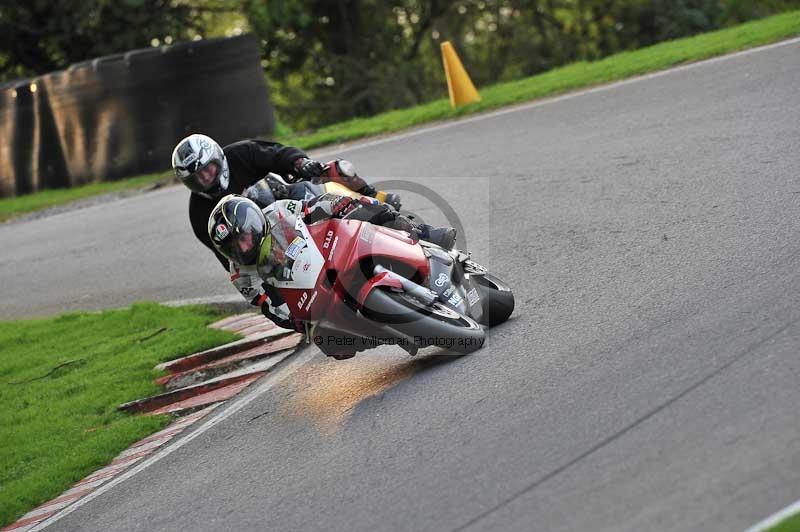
262,210,325,290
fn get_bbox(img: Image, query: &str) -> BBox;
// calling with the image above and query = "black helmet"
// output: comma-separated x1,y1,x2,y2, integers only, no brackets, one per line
172,134,230,199
208,195,268,266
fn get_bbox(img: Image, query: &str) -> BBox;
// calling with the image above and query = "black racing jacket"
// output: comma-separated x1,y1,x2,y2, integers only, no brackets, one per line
188,139,306,269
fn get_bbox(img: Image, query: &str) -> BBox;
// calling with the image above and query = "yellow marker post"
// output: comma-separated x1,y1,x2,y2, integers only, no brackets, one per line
440,41,481,108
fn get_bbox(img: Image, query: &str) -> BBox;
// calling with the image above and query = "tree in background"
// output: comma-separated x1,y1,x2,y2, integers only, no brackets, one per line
2,0,799,129
242,0,452,131
722,0,800,22
0,1,193,81
242,0,800,132
0,0,244,83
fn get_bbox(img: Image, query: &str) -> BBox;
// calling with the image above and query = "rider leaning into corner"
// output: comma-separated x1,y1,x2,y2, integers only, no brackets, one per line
207,194,457,359
171,133,402,270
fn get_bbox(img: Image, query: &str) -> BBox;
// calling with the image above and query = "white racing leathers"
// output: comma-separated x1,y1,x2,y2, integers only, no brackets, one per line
228,195,346,330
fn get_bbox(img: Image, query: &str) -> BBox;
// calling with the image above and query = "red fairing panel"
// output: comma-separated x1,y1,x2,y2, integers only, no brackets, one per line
353,223,428,270
295,219,430,327
307,219,429,278
355,271,403,307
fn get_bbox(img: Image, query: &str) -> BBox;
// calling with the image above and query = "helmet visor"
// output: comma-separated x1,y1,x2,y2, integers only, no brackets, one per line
183,161,221,194
218,200,266,265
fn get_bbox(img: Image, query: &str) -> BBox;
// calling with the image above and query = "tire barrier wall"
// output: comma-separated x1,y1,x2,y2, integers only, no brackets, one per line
0,35,274,198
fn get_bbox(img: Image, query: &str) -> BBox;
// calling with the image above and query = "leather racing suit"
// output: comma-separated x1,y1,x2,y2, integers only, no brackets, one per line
228,193,426,358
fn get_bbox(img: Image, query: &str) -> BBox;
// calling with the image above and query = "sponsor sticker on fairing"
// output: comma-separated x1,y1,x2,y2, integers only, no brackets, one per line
448,293,463,307
360,224,376,243
327,236,339,261
297,291,308,309
285,236,306,260
323,230,334,248
467,287,480,306
292,257,309,273
305,291,318,311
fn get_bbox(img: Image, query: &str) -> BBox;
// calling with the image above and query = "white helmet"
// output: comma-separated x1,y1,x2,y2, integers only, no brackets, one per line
171,134,230,199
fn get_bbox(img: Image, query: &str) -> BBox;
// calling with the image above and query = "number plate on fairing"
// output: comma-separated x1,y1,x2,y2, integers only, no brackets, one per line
273,218,325,289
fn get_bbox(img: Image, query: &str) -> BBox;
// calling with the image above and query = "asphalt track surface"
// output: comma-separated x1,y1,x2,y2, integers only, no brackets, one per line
7,40,800,531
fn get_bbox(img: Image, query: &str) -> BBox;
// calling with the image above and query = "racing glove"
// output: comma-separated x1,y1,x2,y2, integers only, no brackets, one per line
330,195,360,217
293,158,325,181
357,184,378,197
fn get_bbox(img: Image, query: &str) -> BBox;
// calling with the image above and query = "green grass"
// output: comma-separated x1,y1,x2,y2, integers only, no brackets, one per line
1,11,798,222
0,303,238,527
280,10,800,149
0,171,173,223
768,511,800,532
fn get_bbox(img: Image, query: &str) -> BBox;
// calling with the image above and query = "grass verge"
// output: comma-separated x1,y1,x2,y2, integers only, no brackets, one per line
281,10,800,149
0,171,173,224
0,302,238,527
768,511,800,532
1,11,798,222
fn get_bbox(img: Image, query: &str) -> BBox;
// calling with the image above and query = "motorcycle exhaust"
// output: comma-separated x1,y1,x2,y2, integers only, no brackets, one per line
373,265,437,306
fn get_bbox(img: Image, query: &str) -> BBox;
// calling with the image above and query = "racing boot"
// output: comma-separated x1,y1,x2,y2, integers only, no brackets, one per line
413,224,457,250
379,212,457,250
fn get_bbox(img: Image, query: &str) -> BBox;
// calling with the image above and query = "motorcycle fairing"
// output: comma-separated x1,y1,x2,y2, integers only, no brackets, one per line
269,215,326,290
421,244,486,324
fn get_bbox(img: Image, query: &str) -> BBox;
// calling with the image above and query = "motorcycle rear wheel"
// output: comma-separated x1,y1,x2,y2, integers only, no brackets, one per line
362,289,485,354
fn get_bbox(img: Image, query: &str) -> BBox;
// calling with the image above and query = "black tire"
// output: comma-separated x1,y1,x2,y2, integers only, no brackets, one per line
473,273,515,327
362,289,485,354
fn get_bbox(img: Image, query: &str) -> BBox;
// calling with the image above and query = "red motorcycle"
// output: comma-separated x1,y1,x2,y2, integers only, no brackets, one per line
269,188,515,355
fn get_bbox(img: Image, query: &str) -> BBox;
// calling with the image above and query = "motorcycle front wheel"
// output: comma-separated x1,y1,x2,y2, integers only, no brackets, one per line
472,273,515,327
362,289,485,354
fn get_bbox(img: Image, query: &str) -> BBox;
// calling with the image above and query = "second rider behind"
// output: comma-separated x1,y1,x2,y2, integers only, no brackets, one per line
172,133,395,269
